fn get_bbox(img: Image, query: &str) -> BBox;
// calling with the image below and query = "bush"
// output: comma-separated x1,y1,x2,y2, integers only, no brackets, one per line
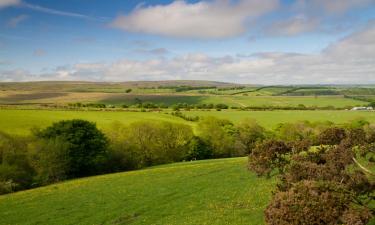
265,180,372,225
319,127,346,145
248,140,291,177
35,120,108,178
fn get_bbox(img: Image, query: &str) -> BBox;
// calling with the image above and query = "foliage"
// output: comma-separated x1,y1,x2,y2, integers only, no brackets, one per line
0,132,34,194
265,180,372,225
185,136,212,160
319,127,347,145
197,117,236,158
248,140,292,177
28,138,71,184
235,119,265,154
35,119,108,178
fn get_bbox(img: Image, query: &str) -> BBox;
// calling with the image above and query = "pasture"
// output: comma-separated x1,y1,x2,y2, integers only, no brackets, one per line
0,157,275,225
1,109,375,135
0,91,367,108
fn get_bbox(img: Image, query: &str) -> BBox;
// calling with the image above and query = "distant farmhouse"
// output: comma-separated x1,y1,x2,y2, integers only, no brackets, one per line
351,107,374,111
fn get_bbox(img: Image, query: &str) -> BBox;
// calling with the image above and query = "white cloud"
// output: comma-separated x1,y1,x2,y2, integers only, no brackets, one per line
2,22,375,84
111,0,278,39
264,0,375,37
0,0,20,9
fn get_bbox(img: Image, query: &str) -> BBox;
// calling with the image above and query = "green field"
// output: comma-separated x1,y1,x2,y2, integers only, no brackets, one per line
0,157,274,225
1,109,375,135
0,91,367,108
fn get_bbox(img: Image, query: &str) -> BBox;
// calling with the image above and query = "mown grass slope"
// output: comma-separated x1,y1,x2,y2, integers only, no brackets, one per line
0,157,275,225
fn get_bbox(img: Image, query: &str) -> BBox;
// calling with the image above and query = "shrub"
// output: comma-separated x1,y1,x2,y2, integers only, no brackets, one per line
248,140,291,177
265,180,371,225
35,120,108,178
319,127,346,145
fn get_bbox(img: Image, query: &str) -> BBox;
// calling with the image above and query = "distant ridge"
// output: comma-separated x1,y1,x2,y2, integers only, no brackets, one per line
0,80,248,91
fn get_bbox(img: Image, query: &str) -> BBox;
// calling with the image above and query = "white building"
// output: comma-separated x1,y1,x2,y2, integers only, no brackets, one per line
351,107,373,111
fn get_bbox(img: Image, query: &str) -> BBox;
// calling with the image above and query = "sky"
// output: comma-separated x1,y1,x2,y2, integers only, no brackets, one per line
0,0,375,84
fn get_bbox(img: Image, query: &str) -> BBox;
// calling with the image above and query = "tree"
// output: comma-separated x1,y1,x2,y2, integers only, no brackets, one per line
0,132,34,194
185,136,212,160
29,138,70,184
197,117,236,158
35,120,108,178
235,119,265,155
122,121,194,167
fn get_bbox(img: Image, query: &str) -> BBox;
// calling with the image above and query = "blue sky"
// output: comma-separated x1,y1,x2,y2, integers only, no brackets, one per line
0,0,375,84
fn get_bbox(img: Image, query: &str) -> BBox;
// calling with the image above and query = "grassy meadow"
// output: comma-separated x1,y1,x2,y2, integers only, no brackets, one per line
1,109,375,135
0,157,275,225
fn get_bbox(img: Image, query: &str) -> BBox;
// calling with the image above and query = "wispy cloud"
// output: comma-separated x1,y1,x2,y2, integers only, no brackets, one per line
33,49,46,57
6,14,28,28
22,2,106,21
0,0,107,21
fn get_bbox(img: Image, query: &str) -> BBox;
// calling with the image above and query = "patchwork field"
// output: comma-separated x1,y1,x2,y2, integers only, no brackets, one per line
1,109,375,135
0,91,368,108
0,157,274,225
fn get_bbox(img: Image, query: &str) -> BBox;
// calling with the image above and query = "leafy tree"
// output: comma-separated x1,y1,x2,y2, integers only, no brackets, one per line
185,136,212,160
197,117,236,158
35,120,108,178
123,121,193,167
29,138,70,184
0,132,34,194
235,119,265,155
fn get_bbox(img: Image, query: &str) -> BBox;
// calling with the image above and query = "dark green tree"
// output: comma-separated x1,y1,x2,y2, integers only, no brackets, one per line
35,120,108,178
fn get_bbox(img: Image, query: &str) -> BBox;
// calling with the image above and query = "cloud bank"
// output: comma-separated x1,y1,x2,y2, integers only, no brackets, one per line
2,21,374,84
111,0,278,39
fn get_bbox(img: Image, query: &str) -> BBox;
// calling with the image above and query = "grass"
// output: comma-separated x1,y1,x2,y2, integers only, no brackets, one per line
0,157,275,225
0,90,367,108
1,109,375,135
0,109,191,135
184,110,375,127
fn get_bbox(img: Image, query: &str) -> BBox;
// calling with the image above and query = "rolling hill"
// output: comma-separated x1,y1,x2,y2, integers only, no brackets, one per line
0,157,275,225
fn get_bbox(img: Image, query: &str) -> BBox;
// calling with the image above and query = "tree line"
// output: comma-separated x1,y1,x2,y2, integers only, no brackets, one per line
1,117,374,224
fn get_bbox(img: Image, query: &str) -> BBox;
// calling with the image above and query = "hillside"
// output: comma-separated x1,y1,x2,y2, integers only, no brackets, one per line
0,158,275,225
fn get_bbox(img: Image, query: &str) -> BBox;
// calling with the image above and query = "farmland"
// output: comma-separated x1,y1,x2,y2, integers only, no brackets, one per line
0,157,275,225
0,82,373,109
1,81,375,225
1,109,375,135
